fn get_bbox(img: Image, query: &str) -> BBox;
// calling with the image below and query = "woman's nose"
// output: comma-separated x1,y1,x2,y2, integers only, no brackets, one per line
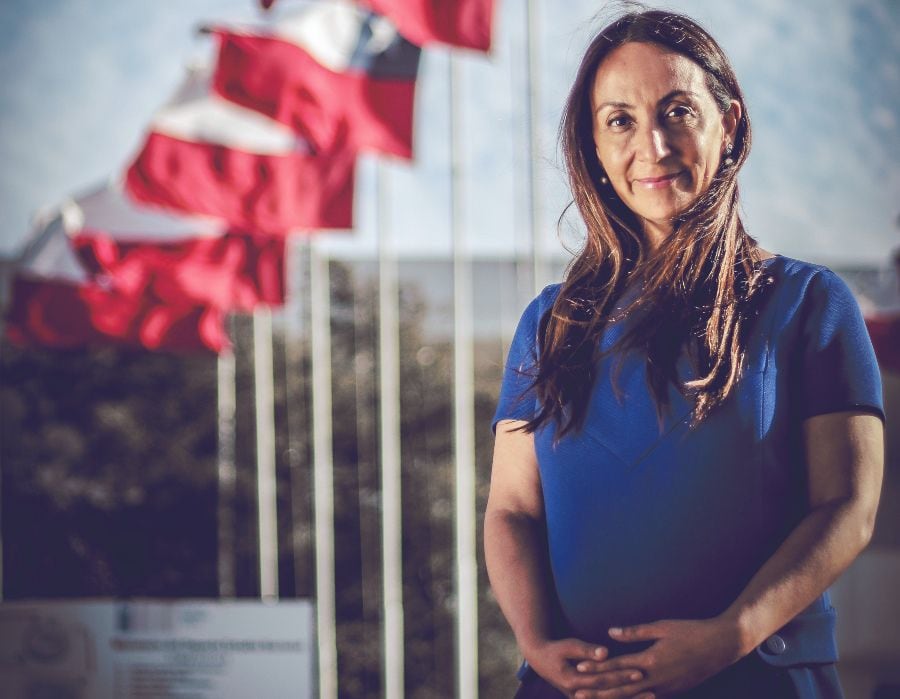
635,125,672,162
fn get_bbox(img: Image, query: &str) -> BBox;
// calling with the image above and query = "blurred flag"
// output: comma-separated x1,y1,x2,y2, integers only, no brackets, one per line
211,2,420,159
71,184,285,312
125,68,356,234
359,0,495,51
3,208,228,353
865,313,900,373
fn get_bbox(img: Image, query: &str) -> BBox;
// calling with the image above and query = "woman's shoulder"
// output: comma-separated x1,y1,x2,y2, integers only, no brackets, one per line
762,252,834,278
537,282,563,307
518,283,563,322
761,254,853,299
760,254,865,329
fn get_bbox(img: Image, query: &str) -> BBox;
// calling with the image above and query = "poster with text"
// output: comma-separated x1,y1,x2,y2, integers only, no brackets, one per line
0,598,315,698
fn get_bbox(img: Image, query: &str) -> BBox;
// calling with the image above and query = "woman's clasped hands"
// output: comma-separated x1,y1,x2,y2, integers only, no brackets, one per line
522,637,651,699
527,617,743,699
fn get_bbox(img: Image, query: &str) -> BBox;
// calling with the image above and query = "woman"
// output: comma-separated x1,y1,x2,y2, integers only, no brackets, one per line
484,9,884,699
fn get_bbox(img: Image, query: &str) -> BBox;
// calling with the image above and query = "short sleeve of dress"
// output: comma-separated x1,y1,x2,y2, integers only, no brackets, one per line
491,287,556,433
794,269,885,422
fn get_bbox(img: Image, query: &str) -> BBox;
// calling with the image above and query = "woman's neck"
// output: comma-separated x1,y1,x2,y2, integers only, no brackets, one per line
640,219,673,253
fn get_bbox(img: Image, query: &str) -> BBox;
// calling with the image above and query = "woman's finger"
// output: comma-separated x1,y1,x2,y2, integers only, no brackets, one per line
572,679,652,699
575,660,643,679
557,638,608,661
579,668,645,688
557,668,634,695
608,622,664,643
586,651,648,674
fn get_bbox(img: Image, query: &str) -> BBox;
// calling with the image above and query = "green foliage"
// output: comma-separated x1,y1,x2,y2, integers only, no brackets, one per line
0,344,218,597
0,258,520,696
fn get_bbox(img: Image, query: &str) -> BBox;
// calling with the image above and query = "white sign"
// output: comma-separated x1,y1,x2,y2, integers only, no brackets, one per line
0,599,315,698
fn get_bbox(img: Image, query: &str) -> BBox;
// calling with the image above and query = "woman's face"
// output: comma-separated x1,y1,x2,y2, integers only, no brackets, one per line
590,41,740,247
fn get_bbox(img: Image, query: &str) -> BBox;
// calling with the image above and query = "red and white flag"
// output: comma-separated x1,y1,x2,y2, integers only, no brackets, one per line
125,69,356,234
359,0,495,51
72,184,285,312
212,2,420,159
3,207,228,353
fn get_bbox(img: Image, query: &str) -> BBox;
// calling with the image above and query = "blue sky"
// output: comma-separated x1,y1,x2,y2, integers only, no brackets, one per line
1,0,898,266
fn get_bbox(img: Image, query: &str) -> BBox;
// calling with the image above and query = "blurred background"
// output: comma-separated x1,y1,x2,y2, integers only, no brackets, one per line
0,0,898,697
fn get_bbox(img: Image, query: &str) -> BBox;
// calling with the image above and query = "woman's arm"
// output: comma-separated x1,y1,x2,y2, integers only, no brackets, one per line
485,420,650,698
721,410,884,651
576,410,884,699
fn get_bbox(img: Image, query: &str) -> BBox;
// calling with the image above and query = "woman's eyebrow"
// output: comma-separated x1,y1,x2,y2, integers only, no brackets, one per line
594,89,699,114
594,100,632,114
658,89,699,104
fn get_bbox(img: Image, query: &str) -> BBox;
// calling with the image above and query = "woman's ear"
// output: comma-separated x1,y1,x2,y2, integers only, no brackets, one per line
723,99,742,144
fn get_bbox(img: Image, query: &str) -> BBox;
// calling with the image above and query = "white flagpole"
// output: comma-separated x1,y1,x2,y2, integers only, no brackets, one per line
449,53,479,699
285,236,311,597
377,162,405,699
310,242,338,699
353,246,380,654
254,306,279,601
525,0,544,296
217,341,237,599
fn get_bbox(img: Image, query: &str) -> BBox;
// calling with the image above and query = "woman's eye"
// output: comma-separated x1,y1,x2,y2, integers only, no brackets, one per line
607,115,632,128
666,105,692,119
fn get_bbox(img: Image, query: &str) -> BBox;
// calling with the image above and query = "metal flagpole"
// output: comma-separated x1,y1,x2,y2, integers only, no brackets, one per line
217,339,237,599
449,52,479,699
254,306,279,601
377,162,405,699
525,0,544,296
310,242,338,699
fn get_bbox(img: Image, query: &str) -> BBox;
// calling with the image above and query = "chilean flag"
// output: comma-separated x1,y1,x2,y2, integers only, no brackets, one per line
211,2,420,159
358,0,495,51
125,68,356,234
3,207,228,353
71,184,285,313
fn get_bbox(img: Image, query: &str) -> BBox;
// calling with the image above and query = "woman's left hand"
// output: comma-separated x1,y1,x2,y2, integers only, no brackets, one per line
570,617,744,698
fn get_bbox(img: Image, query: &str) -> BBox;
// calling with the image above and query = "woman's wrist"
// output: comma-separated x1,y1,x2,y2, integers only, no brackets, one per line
715,608,762,661
517,630,553,659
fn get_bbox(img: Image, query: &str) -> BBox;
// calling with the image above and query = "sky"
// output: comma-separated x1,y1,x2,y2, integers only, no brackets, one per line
1,0,898,267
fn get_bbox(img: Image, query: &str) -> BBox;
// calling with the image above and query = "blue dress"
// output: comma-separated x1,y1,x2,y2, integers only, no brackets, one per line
493,255,885,698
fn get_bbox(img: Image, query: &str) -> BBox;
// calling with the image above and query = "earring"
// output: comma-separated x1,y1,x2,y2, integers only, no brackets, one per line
723,142,735,167
596,149,610,183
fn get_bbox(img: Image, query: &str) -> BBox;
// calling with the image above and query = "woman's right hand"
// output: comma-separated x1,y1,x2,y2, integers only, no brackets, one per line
522,638,653,699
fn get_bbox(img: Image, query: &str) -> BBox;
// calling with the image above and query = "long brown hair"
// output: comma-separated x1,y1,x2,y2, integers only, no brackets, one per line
524,9,774,438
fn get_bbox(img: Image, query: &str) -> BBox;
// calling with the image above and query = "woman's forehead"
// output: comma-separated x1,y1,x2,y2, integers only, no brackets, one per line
590,42,709,109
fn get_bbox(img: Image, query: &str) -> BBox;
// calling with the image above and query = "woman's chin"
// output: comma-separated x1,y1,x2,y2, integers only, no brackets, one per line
634,197,696,230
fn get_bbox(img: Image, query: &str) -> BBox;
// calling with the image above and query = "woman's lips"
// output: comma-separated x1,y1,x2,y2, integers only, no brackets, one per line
634,171,683,188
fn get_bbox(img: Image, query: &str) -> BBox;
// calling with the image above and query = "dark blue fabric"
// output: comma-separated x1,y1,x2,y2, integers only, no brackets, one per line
349,12,421,78
756,599,838,667
492,255,884,697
